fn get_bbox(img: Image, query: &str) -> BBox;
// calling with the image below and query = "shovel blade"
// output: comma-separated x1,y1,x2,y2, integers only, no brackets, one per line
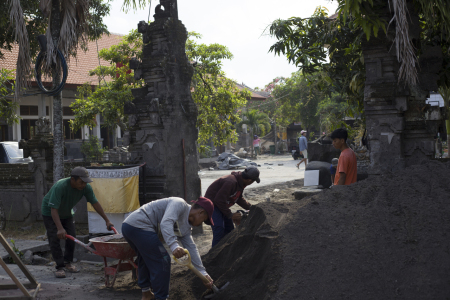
203,282,230,299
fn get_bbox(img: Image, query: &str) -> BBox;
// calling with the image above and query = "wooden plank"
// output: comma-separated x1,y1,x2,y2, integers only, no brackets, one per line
0,282,35,289
0,257,31,298
0,233,38,287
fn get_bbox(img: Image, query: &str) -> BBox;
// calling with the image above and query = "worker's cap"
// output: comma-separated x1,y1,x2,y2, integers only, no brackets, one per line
331,158,339,166
71,167,93,183
243,166,260,183
193,197,214,226
301,130,307,134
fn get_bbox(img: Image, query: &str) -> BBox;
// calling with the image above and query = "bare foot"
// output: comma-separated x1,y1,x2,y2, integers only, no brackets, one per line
141,290,154,300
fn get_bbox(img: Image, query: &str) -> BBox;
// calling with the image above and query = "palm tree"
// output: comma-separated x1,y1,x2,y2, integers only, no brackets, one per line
238,109,271,158
9,0,94,182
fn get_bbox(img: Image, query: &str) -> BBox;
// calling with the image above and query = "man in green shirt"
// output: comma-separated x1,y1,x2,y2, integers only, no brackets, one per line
42,167,113,278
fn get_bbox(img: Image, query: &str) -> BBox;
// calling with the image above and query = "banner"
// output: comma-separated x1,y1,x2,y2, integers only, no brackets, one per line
87,166,140,213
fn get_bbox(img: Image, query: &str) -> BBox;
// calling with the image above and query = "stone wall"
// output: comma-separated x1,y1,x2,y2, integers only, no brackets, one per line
0,164,36,224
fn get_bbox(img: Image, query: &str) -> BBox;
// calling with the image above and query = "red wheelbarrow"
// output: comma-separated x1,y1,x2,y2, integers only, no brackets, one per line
66,227,137,287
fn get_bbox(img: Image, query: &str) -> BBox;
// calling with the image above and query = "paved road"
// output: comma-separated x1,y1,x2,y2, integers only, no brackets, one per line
199,154,306,195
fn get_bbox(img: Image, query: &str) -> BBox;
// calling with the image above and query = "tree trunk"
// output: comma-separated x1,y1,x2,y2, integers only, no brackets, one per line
250,127,254,158
51,0,64,182
274,120,278,155
446,118,450,150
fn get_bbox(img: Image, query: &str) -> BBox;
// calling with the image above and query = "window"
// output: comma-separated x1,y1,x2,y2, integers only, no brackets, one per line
20,105,49,116
20,105,38,116
21,119,37,140
63,120,81,140
63,107,74,116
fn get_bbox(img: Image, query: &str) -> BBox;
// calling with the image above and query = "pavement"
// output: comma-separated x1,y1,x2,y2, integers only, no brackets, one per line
199,154,306,195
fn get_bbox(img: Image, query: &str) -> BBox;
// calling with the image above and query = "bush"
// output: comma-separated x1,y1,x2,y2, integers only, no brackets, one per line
81,135,104,162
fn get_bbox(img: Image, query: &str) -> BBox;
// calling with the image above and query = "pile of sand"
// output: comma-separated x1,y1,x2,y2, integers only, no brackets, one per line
170,160,450,299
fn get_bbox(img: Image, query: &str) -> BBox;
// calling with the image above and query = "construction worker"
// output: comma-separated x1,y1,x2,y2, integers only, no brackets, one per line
41,167,114,278
330,128,357,185
122,197,214,300
204,166,260,247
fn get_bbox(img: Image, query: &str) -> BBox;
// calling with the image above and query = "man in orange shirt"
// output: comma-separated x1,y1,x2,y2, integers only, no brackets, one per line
330,128,357,185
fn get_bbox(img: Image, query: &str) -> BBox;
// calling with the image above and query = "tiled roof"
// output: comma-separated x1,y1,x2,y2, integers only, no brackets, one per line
0,33,123,86
235,82,267,101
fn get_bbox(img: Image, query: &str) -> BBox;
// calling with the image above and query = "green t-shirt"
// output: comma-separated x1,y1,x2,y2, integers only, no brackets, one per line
41,178,99,219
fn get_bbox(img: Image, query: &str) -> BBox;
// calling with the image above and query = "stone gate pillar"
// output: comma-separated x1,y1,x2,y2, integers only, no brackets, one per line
19,117,54,219
124,0,201,204
362,1,441,175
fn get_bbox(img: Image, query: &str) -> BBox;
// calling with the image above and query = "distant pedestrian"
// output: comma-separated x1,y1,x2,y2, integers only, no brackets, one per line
296,130,308,168
253,135,261,157
330,128,357,185
330,158,339,184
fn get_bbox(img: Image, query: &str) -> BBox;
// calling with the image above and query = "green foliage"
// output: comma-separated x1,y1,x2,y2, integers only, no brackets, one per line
268,6,365,117
5,239,24,264
187,33,250,151
81,135,104,161
237,109,271,157
0,0,111,59
70,30,144,132
0,69,19,125
272,72,324,131
247,77,285,119
268,1,450,126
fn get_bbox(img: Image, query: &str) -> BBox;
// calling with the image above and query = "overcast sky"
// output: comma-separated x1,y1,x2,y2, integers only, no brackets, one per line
104,0,338,89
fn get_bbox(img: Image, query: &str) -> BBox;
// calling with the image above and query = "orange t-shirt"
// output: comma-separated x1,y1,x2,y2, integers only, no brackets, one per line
334,148,357,185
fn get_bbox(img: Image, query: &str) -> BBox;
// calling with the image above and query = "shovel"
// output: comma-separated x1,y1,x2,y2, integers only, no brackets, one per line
173,249,229,299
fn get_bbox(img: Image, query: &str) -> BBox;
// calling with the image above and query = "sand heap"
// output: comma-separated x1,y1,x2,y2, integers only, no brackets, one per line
170,160,450,299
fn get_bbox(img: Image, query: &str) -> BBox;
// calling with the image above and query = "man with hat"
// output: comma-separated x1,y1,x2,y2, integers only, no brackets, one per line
122,196,215,300
296,130,308,168
204,166,260,247
41,167,114,278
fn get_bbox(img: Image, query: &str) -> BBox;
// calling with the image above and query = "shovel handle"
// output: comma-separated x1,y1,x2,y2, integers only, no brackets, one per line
173,249,213,286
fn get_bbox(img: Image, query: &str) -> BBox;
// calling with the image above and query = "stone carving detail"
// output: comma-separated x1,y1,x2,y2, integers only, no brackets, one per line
124,0,200,204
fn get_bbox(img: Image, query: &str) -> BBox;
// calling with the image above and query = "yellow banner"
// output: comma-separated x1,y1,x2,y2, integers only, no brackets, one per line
87,167,140,213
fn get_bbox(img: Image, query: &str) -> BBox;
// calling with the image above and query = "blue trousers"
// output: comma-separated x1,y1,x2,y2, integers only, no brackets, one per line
211,206,235,247
122,223,171,300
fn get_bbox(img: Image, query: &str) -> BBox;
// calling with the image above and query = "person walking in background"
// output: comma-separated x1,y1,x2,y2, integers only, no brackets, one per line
330,128,357,185
253,135,261,157
296,130,308,168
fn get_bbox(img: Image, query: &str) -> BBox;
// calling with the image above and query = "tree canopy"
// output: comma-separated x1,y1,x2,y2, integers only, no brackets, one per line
70,30,143,133
268,1,450,122
186,33,250,151
70,30,250,152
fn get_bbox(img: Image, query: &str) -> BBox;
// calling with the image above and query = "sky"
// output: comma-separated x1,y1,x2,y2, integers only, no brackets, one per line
103,0,338,90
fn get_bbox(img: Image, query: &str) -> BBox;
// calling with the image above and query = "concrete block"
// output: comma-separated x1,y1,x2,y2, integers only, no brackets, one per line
23,250,33,264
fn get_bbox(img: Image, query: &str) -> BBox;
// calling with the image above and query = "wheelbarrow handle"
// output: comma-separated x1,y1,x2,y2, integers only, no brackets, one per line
108,226,119,234
66,234,99,255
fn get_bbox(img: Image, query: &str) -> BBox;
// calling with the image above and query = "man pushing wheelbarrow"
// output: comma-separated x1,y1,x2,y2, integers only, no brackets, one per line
41,167,114,278
122,197,215,300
